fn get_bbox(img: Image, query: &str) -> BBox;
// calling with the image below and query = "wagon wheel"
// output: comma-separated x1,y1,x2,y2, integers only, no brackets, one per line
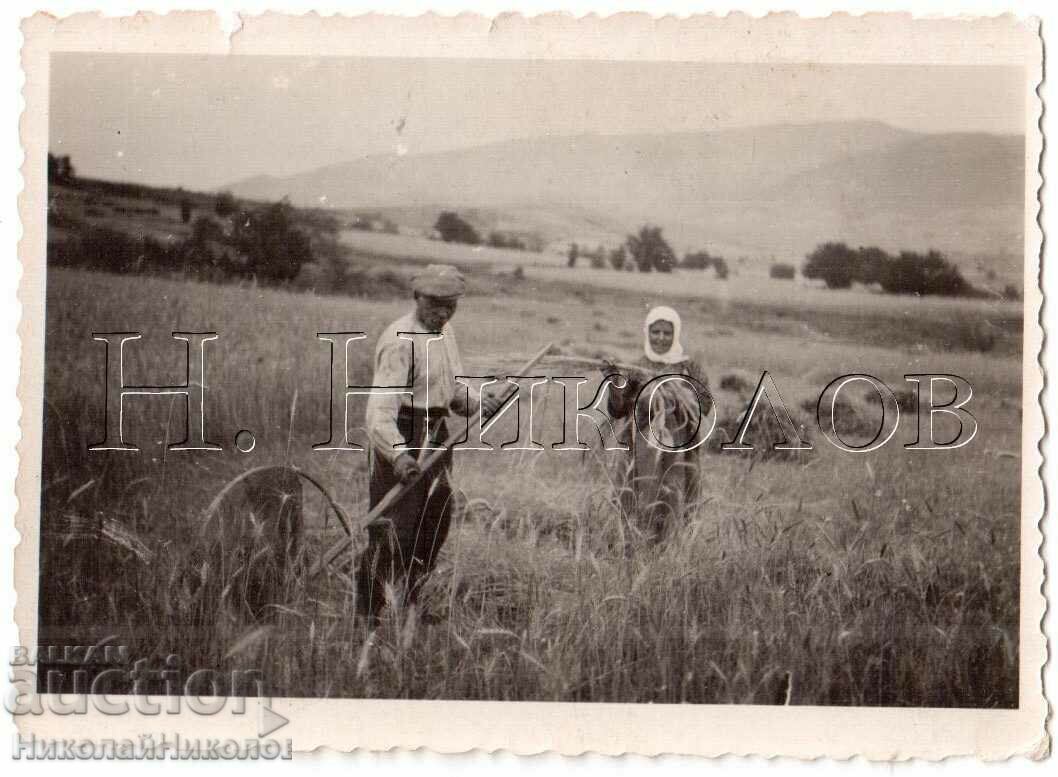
197,465,358,622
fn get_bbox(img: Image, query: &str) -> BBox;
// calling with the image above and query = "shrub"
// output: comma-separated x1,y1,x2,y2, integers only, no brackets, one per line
626,225,676,273
435,211,480,245
712,256,729,280
47,153,75,183
855,246,891,285
1002,284,1021,301
190,215,225,244
51,224,177,274
803,242,856,289
214,191,238,217
681,251,712,270
770,263,796,280
232,200,314,281
608,245,626,271
488,231,527,250
311,233,350,293
878,250,968,297
355,267,411,297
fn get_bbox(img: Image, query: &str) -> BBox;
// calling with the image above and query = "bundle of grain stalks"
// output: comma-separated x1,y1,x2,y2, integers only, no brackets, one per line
799,392,885,444
717,369,757,395
706,380,813,462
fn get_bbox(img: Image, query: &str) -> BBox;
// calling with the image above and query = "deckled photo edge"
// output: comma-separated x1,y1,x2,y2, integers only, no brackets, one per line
13,10,1049,761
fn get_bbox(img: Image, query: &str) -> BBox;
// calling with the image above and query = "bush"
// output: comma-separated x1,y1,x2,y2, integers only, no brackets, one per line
214,191,238,217
487,231,526,250
803,242,856,289
683,251,729,279
856,246,890,286
681,251,712,270
435,211,480,245
770,263,796,280
878,250,968,297
1002,284,1021,301
712,256,729,280
232,199,314,281
609,245,626,271
47,153,75,183
626,225,676,273
50,194,318,285
190,215,225,243
50,224,177,274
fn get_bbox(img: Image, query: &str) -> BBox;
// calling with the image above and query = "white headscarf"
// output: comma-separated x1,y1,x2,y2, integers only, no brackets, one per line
644,305,686,364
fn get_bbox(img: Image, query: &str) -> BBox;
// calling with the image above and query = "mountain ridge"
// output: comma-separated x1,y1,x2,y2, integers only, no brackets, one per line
226,121,1024,258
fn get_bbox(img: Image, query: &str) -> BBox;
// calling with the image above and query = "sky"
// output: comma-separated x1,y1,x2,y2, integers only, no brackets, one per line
49,54,1027,190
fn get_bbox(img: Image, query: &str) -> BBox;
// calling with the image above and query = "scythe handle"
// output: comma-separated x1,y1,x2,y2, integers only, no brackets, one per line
312,341,554,577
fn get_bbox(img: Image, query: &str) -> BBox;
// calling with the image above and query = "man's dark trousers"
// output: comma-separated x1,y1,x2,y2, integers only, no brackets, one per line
356,408,454,624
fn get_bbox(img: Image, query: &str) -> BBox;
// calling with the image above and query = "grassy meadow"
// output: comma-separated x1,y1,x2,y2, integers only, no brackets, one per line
36,261,1023,707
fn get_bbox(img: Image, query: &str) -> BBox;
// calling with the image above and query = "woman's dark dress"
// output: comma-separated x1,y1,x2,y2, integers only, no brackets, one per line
606,357,710,544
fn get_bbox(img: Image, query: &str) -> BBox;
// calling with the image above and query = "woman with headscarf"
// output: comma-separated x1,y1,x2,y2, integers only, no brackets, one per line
604,306,711,545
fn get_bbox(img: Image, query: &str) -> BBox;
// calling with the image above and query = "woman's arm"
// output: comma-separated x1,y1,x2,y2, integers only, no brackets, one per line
684,359,713,417
604,367,641,419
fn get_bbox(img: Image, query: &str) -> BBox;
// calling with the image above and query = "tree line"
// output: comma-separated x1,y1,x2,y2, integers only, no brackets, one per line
433,211,543,252
47,153,76,183
802,242,971,296
566,225,729,278
51,189,317,284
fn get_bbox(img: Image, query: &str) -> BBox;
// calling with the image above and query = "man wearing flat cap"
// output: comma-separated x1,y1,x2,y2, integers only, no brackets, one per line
358,264,502,624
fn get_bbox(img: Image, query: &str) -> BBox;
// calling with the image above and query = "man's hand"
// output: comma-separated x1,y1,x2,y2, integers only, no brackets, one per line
393,453,422,484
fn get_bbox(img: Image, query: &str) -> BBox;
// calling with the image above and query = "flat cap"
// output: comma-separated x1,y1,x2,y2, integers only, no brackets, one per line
412,264,466,298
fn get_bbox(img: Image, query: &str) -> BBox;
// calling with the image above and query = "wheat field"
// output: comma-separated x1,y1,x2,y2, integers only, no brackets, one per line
37,267,1022,706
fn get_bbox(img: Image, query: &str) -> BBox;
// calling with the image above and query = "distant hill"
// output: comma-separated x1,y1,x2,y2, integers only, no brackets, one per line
227,121,1024,260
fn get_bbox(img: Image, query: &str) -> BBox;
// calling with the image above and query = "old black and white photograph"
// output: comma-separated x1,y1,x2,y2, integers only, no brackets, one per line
14,10,1045,760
